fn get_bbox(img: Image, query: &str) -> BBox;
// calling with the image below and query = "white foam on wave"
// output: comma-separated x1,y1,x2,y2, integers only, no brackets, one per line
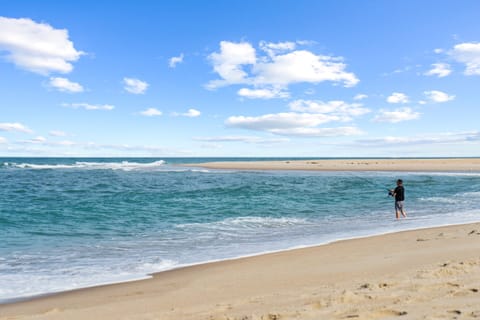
177,216,310,232
4,160,166,171
408,171,480,177
0,258,178,303
418,197,459,204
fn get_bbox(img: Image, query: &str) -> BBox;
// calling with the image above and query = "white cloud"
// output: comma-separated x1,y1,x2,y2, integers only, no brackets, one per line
252,49,358,87
226,112,340,130
225,112,363,137
206,41,257,89
357,131,480,147
267,127,363,137
49,130,67,137
49,77,84,93
434,48,444,54
194,135,289,144
289,99,370,119
0,122,33,133
386,92,409,104
424,63,452,78
183,108,201,117
237,87,289,99
123,77,149,94
0,136,7,144
259,41,296,57
424,90,455,103
451,42,480,75
225,97,368,138
62,103,114,110
373,107,420,123
353,93,368,100
140,108,162,117
0,16,83,74
172,108,201,117
206,40,359,97
169,53,184,68
23,136,47,144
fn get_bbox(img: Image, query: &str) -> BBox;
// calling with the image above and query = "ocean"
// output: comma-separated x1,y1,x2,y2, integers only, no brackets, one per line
1,158,479,303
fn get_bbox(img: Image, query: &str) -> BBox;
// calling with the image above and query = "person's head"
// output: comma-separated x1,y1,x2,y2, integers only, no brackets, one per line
397,179,403,186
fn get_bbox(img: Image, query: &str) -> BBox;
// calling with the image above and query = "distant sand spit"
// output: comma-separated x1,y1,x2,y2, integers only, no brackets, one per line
187,158,480,172
1,223,480,319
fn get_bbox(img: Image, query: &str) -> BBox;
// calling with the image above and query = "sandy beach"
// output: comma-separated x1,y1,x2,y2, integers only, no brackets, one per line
187,158,480,172
1,222,480,320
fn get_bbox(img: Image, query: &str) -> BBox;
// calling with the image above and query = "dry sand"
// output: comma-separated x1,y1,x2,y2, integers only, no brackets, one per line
1,223,480,320
186,158,480,172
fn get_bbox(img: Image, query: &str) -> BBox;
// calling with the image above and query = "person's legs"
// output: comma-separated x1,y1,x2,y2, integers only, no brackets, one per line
395,201,407,218
401,207,407,218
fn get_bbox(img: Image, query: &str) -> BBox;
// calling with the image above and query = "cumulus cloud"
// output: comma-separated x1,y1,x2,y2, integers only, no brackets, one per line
206,41,257,89
424,90,455,103
424,63,452,78
0,122,33,133
289,99,370,119
123,77,149,94
49,130,67,137
237,87,289,99
169,53,184,68
173,108,201,117
225,97,368,138
225,112,363,137
0,136,7,143
206,40,358,98
183,108,201,117
373,107,420,123
194,135,289,144
62,103,114,110
252,50,358,87
139,108,162,116
450,42,480,75
386,92,409,104
353,94,368,100
259,40,296,57
227,113,340,130
0,16,83,74
48,77,84,93
267,127,363,137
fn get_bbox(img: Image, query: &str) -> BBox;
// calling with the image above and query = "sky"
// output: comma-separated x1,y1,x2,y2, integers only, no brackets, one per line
1,0,480,157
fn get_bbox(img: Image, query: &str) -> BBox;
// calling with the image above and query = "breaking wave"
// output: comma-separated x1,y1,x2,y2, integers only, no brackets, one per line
3,160,166,171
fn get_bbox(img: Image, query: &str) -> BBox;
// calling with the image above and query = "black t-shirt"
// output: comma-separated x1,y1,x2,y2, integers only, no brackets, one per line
394,186,405,201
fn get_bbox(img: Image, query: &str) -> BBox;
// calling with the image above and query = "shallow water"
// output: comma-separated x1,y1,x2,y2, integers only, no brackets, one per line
1,158,479,302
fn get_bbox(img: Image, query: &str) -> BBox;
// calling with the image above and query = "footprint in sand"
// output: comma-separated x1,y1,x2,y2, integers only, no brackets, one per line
374,309,408,317
448,310,462,315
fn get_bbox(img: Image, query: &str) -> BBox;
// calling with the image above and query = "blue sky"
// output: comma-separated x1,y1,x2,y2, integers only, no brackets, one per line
1,0,480,157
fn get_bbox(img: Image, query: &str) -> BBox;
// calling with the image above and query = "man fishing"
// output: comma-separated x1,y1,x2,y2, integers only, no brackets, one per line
389,179,407,219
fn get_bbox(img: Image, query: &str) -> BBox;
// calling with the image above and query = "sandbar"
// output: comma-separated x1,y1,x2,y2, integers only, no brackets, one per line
186,158,480,172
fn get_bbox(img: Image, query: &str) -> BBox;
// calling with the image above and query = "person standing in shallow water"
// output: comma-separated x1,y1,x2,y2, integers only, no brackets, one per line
391,179,407,219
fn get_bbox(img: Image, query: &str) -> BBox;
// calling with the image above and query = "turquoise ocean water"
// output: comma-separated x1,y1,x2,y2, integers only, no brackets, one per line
1,158,479,302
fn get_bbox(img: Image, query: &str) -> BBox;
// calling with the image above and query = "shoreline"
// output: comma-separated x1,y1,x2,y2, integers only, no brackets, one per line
2,222,480,319
2,219,479,306
184,158,480,172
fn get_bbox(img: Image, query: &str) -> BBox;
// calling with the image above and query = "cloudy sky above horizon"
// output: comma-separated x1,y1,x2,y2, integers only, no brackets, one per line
1,0,480,157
